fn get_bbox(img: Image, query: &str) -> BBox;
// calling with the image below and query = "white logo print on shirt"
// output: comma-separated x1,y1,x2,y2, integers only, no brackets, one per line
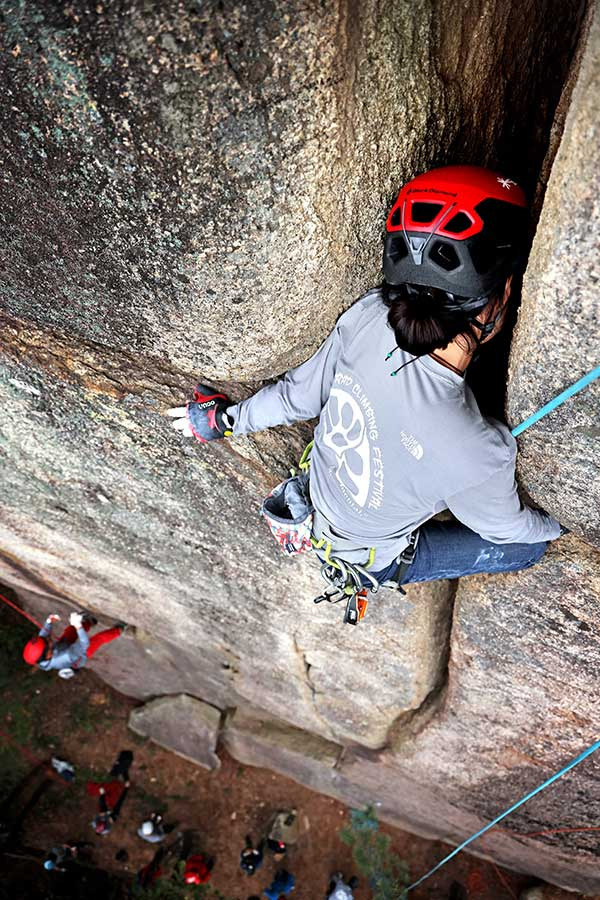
322,388,371,507
399,430,424,460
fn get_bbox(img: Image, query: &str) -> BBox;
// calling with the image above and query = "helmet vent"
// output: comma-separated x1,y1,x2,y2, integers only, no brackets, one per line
411,201,443,223
444,212,472,234
470,236,498,274
429,240,460,271
387,236,408,263
390,207,402,227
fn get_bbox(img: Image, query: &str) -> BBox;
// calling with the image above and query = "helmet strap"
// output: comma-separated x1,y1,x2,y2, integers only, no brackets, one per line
468,295,507,340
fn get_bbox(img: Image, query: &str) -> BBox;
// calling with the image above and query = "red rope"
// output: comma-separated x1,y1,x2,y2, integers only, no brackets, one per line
0,592,43,629
487,861,518,900
479,832,519,899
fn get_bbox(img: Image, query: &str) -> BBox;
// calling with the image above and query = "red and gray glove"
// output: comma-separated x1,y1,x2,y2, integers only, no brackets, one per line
167,383,234,443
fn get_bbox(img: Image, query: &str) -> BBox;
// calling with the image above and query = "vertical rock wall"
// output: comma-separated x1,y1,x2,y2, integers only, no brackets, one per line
0,0,598,892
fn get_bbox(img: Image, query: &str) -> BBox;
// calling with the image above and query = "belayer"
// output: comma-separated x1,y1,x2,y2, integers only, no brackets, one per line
22,611,127,678
87,750,133,836
168,167,564,611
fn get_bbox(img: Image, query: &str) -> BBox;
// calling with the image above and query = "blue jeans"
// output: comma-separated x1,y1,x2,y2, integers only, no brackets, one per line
372,520,548,585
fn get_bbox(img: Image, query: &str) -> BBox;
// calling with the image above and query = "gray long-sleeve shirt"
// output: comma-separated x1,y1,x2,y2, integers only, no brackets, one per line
230,289,561,568
38,619,90,671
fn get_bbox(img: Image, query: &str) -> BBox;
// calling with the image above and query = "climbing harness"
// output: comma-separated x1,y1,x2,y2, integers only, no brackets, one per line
404,738,600,894
260,364,600,627
261,443,418,626
312,528,419,626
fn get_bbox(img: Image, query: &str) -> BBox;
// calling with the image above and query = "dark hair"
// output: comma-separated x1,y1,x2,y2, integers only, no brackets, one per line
381,282,495,356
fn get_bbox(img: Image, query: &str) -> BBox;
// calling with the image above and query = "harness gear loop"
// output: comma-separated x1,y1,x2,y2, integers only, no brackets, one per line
311,508,420,624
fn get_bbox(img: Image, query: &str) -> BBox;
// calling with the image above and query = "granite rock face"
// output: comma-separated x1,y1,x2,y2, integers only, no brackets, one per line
0,382,454,749
508,5,600,545
129,694,222,769
0,0,583,380
0,0,598,894
222,705,342,788
219,537,600,893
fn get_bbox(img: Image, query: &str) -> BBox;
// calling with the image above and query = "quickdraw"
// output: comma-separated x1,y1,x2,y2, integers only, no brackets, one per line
313,554,378,625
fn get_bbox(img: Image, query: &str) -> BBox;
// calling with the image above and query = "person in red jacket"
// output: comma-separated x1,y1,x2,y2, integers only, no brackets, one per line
183,853,214,885
87,750,133,835
23,612,127,679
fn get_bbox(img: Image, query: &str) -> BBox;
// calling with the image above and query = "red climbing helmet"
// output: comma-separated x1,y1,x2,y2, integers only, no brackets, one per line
22,636,47,665
383,165,527,301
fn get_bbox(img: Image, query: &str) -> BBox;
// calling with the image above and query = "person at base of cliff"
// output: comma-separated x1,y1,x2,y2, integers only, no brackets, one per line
135,846,167,890
168,166,565,591
88,750,133,836
240,834,264,875
138,812,170,843
326,871,359,899
22,611,127,679
182,853,214,885
265,808,299,860
43,840,91,872
263,868,296,899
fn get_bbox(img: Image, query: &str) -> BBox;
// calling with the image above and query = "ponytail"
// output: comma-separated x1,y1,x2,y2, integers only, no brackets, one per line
381,282,485,355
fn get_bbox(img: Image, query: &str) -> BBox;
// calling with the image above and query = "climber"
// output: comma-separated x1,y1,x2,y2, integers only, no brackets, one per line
172,829,215,885
136,846,167,890
182,854,213,885
266,808,299,858
22,612,127,678
168,166,564,594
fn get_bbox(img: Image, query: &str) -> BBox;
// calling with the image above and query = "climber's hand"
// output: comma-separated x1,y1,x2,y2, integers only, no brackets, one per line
47,614,60,623
69,612,84,629
166,383,234,444
166,408,194,437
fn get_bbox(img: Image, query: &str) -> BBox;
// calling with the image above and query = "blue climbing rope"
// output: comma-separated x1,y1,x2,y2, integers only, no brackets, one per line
511,365,600,437
404,741,600,893
404,365,600,893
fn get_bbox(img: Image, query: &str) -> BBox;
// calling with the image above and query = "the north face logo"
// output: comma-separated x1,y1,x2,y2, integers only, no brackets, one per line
400,430,423,460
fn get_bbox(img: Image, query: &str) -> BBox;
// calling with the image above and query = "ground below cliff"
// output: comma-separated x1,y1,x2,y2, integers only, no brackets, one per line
2,608,598,900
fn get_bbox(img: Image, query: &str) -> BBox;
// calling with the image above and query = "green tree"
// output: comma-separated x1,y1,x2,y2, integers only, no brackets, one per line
340,806,410,900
